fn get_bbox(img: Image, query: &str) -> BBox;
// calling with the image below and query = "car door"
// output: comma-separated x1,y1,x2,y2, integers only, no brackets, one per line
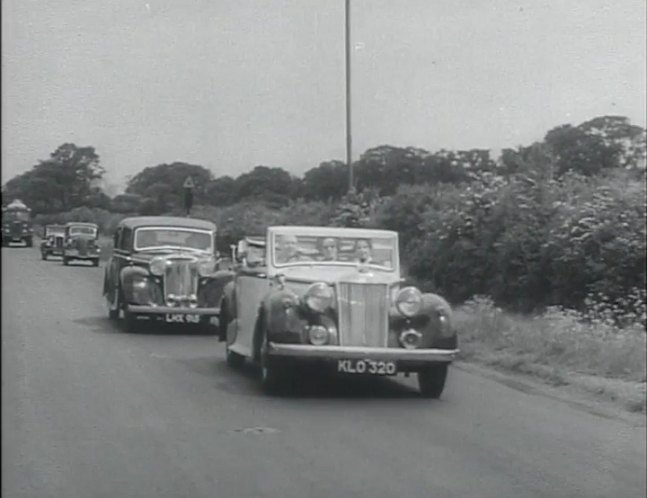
105,227,124,299
231,247,270,358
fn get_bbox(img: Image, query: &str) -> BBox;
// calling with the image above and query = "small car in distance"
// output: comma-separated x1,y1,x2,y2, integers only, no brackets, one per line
40,224,66,260
103,216,227,333
218,226,459,398
62,222,100,266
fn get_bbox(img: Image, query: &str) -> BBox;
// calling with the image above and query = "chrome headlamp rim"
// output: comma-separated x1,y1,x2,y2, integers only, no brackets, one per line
303,282,334,313
149,256,167,276
197,257,216,277
395,286,423,317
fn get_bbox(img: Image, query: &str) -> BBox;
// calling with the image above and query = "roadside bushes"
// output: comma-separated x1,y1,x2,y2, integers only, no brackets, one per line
379,169,646,316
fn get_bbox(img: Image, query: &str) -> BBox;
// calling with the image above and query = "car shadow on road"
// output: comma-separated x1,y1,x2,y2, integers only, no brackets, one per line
210,360,424,400
74,316,218,337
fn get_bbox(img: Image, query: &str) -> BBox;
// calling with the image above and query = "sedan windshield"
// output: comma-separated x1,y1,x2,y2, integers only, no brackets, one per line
135,228,212,252
69,226,97,236
272,232,396,270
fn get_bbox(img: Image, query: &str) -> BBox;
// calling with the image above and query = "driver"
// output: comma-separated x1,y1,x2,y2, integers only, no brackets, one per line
277,234,311,263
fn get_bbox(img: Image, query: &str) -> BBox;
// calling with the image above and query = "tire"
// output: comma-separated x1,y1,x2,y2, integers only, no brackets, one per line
25,237,33,248
122,308,138,333
418,364,449,399
218,303,229,342
107,287,120,320
226,347,245,368
63,257,70,266
92,259,99,267
41,252,47,260
259,333,284,394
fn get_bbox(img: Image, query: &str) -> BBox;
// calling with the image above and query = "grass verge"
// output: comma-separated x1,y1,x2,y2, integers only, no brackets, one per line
454,296,647,413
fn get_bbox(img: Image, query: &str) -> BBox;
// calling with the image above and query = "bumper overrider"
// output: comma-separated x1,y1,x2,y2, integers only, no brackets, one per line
266,342,459,372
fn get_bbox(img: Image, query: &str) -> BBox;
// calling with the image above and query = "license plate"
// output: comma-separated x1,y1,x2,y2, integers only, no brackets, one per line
337,359,397,376
165,313,200,324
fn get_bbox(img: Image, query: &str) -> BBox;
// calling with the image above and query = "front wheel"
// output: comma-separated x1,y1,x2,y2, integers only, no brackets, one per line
418,364,449,399
62,256,70,266
226,347,245,368
122,308,138,333
107,287,120,320
92,258,100,267
25,237,33,248
41,252,47,260
259,334,284,394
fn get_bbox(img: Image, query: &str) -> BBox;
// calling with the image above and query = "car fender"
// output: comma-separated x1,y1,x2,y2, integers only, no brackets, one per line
262,287,306,343
389,292,456,349
119,265,149,302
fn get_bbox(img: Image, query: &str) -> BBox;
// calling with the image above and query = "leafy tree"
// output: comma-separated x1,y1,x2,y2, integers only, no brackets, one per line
205,176,237,206
234,166,300,206
2,143,105,214
301,160,349,201
354,146,429,195
126,162,213,208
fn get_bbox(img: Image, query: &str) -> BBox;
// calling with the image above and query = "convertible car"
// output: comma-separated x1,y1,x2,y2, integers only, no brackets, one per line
103,216,227,333
40,224,66,260
62,222,100,266
219,226,459,398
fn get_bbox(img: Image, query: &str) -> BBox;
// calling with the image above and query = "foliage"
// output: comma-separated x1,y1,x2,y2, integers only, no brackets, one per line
126,162,213,214
2,143,104,214
301,160,349,201
454,295,646,410
33,207,126,235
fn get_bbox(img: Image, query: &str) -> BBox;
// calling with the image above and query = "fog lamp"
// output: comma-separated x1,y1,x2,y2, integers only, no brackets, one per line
188,293,199,308
307,325,330,346
399,329,423,349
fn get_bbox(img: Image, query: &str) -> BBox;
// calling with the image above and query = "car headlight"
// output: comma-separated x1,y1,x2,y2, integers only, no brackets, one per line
197,258,216,277
395,287,423,317
149,257,167,276
303,282,334,313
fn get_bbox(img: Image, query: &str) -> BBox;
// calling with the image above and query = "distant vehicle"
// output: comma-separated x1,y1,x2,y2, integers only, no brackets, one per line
218,226,459,397
102,216,227,333
2,199,34,247
40,224,66,260
62,222,100,266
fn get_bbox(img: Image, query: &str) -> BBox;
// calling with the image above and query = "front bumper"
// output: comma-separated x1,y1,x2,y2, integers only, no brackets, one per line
65,252,99,259
127,304,220,316
267,342,458,369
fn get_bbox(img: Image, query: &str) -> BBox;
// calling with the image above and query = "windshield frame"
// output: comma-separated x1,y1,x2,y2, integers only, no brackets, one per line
269,229,399,273
133,226,214,253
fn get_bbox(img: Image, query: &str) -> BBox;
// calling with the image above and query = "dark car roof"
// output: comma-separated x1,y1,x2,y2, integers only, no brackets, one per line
118,216,216,231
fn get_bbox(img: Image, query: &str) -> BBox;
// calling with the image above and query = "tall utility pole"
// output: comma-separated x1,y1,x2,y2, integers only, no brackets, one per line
345,0,354,193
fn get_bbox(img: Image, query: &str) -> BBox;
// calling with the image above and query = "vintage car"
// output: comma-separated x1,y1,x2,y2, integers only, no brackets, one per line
2,199,34,247
218,226,459,398
40,224,66,260
103,216,227,332
62,222,100,266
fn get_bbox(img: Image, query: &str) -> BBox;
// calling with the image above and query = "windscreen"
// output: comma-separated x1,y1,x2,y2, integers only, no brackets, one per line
135,228,212,251
272,232,396,270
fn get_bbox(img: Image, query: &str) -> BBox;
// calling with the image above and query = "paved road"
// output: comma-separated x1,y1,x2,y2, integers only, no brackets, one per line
2,246,646,498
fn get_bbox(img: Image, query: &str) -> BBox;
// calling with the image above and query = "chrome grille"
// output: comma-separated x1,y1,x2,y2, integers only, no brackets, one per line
163,258,198,305
337,282,389,347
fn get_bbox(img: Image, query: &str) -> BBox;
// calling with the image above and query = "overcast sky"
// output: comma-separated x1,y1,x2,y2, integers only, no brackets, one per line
2,0,645,191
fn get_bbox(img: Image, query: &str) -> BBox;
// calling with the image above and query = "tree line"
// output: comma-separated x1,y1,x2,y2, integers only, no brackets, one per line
3,115,645,316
